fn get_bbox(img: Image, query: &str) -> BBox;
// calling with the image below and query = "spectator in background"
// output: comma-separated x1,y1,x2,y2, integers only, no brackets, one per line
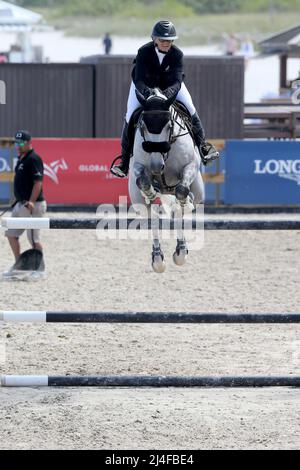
103,33,112,55
0,53,8,63
291,71,300,104
224,34,237,56
240,36,254,68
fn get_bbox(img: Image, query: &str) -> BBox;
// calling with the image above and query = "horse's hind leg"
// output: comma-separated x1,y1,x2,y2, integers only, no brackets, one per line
190,173,205,205
151,206,166,273
172,204,188,267
173,237,188,266
173,162,199,266
152,237,166,273
172,174,204,266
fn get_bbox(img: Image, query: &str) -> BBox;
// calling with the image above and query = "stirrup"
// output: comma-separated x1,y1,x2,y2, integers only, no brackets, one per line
111,165,128,178
110,156,129,178
200,142,220,166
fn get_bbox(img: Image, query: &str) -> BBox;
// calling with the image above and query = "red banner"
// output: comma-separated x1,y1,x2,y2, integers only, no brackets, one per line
33,139,129,204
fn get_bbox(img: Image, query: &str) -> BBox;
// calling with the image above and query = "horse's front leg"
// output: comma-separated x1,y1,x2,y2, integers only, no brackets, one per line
134,163,158,205
175,160,198,206
172,201,188,267
133,162,165,273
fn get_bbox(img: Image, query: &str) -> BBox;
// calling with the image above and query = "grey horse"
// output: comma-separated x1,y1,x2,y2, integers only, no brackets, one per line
128,89,204,273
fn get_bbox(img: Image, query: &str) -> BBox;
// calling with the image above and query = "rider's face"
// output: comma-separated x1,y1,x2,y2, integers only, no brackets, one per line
155,38,173,53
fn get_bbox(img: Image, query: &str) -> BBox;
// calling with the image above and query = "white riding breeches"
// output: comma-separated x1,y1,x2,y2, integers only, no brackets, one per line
125,81,196,123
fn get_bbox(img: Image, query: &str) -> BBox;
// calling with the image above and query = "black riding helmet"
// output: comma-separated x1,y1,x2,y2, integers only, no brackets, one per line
151,20,178,40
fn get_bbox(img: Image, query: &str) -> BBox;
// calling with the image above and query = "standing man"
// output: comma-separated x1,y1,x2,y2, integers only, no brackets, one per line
103,33,112,55
224,34,238,56
5,130,47,262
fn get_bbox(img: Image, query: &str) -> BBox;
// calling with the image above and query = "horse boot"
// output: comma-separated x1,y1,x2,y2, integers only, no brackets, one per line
191,112,219,166
110,121,131,178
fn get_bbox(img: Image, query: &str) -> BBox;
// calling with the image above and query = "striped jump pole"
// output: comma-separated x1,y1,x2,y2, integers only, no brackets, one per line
1,217,300,230
1,311,300,323
2,375,300,387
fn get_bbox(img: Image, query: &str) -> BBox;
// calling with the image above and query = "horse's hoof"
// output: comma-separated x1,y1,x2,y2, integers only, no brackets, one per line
152,256,166,273
175,184,189,202
173,241,188,266
173,250,188,266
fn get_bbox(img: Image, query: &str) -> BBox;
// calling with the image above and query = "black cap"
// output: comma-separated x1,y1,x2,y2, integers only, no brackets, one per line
14,130,31,143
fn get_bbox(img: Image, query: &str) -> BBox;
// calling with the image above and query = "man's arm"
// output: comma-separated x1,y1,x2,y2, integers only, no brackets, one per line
26,181,43,211
26,156,44,211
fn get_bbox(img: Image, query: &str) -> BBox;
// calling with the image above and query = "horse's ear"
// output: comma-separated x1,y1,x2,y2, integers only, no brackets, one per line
135,89,147,107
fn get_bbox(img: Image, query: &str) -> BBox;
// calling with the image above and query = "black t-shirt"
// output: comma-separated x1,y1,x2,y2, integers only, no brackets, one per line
14,149,45,202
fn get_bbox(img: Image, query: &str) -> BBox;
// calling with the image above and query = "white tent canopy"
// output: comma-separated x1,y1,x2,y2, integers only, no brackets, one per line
0,1,44,62
0,0,42,26
289,33,300,47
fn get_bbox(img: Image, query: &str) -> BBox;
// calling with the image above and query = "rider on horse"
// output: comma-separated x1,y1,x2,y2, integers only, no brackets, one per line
111,20,219,178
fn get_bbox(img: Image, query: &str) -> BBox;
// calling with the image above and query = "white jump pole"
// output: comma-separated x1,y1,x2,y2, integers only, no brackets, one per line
1,217,300,230
1,375,48,387
0,218,50,230
2,375,300,387
0,311,46,322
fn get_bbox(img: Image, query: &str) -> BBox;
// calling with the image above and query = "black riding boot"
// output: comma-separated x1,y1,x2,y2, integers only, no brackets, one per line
191,112,206,148
191,112,219,165
110,121,131,178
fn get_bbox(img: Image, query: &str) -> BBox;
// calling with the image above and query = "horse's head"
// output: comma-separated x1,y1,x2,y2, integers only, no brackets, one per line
136,88,172,135
136,89,173,175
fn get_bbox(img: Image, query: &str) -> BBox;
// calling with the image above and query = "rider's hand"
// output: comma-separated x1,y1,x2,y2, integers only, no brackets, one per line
144,87,155,99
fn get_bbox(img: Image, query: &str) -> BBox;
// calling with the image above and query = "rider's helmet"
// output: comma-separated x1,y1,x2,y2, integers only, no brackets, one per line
151,20,178,40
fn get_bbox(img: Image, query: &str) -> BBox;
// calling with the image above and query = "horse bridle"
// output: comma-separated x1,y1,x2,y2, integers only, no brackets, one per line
137,107,192,192
138,107,190,163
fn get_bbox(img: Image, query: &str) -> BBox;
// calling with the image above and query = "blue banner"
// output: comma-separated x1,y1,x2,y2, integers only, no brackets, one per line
203,147,225,204
0,147,13,203
225,141,300,205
